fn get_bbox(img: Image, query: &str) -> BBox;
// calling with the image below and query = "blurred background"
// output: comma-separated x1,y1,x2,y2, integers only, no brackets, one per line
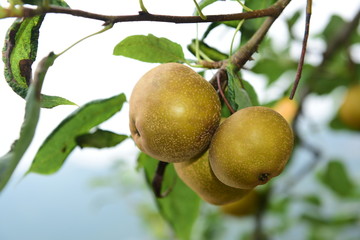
0,0,360,239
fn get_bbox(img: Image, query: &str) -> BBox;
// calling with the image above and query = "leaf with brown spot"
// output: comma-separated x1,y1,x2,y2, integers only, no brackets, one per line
2,2,75,108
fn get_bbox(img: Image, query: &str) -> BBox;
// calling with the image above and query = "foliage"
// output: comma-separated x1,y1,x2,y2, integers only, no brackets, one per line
138,153,201,240
0,0,360,240
0,52,56,191
2,0,74,108
27,93,126,175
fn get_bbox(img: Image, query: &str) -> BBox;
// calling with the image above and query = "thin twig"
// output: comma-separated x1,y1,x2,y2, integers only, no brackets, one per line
56,24,113,57
217,71,235,114
296,8,360,101
289,0,312,99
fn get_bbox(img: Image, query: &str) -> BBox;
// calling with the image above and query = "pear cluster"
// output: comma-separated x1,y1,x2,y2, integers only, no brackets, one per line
129,63,294,205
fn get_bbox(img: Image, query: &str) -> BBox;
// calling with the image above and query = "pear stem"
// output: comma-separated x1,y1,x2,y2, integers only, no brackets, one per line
217,71,235,114
152,161,172,198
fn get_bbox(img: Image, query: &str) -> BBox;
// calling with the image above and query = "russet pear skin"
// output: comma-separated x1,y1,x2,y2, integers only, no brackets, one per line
174,150,250,205
209,106,294,189
129,63,221,163
220,190,260,217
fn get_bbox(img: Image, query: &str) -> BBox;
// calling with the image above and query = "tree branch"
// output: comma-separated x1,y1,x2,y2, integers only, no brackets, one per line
209,0,292,87
1,4,281,24
1,0,291,75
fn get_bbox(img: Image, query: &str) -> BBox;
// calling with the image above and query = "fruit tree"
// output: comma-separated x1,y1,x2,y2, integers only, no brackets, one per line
0,0,360,239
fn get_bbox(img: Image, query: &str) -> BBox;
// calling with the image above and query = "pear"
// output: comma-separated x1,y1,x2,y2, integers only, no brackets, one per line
129,63,221,163
220,190,260,217
209,106,294,189
339,84,360,130
272,97,298,124
174,150,250,205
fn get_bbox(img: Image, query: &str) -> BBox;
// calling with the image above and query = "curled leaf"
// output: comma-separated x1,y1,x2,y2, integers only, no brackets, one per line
2,1,75,108
0,53,57,192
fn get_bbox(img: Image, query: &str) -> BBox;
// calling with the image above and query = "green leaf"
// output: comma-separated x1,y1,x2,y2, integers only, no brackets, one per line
269,196,290,214
240,0,276,45
187,39,228,61
301,213,359,227
201,22,222,40
321,15,346,42
40,95,76,109
305,51,353,95
305,16,359,95
329,113,360,132
301,213,329,226
196,211,224,240
303,195,322,206
113,34,185,63
22,0,70,7
28,93,127,175
223,20,241,29
329,114,346,130
286,10,301,30
193,0,219,18
3,16,45,91
0,53,57,192
243,79,259,106
252,56,297,85
286,10,301,38
197,0,218,12
201,0,276,42
220,103,232,118
226,67,253,111
75,129,128,149
319,160,355,197
2,12,75,108
331,215,360,226
138,153,201,240
252,58,284,84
